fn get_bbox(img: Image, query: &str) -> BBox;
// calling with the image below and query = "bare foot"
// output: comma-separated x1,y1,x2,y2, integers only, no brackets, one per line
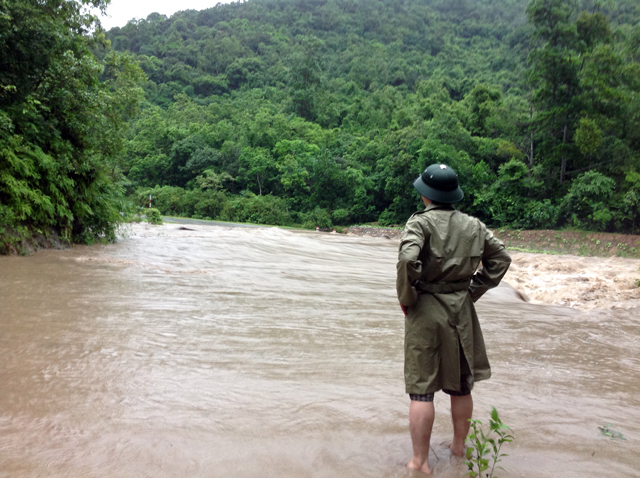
449,442,465,457
407,458,431,475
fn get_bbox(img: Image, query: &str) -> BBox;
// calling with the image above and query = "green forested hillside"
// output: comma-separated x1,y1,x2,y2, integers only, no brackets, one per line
2,0,639,253
108,0,640,233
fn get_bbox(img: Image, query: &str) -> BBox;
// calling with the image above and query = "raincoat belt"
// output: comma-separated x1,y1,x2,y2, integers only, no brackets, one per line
417,279,471,294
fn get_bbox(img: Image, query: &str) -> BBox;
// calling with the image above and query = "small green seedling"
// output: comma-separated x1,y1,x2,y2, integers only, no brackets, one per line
466,407,513,478
599,424,626,441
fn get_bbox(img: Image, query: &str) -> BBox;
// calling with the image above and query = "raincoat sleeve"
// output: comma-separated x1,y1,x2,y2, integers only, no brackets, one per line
396,216,429,307
469,227,512,303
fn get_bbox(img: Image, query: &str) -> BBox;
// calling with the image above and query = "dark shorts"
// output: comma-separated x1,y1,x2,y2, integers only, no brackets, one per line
409,340,472,402
409,381,471,402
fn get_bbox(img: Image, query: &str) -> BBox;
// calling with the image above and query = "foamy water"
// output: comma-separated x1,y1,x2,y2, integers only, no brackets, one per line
505,252,640,310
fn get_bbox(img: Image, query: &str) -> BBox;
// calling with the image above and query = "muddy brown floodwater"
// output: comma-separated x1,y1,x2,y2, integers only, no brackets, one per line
1,223,639,477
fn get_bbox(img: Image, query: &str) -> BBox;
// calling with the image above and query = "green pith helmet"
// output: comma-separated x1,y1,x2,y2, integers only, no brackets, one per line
413,163,464,203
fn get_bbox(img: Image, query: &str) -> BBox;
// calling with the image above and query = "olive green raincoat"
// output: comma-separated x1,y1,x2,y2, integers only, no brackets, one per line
397,203,512,395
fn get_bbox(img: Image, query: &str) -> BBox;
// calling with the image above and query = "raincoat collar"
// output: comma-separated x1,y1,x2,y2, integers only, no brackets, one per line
423,202,456,213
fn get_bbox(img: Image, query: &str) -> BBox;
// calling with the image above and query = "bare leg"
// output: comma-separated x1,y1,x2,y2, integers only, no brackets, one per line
449,394,473,456
407,400,434,474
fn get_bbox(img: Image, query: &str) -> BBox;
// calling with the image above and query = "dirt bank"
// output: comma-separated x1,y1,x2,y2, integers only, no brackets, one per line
347,225,402,239
0,225,70,255
348,225,640,258
493,228,640,259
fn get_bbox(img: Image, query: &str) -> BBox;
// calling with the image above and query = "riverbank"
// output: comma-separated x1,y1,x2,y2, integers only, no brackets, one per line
493,228,640,259
347,225,403,239
0,225,69,255
346,224,640,259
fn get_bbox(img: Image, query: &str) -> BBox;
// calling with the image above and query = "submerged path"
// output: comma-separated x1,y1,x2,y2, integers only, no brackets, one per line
161,216,268,228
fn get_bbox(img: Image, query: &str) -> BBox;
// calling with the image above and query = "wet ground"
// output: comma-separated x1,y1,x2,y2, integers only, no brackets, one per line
0,223,638,477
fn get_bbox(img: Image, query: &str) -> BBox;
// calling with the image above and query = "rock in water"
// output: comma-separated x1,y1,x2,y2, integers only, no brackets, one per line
484,282,529,302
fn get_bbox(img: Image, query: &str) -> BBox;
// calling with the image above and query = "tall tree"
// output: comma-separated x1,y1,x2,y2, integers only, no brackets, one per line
527,0,581,184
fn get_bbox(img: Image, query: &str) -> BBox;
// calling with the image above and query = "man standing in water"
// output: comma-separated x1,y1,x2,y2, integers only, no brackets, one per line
396,164,511,475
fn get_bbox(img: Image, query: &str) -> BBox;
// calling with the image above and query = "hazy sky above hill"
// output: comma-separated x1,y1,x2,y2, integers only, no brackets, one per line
96,0,235,30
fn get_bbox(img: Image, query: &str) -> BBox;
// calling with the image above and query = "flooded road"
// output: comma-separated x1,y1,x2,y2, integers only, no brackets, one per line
0,224,638,477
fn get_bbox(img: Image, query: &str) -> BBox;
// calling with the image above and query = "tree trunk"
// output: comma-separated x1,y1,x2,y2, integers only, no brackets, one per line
527,100,534,175
560,123,568,183
529,132,534,170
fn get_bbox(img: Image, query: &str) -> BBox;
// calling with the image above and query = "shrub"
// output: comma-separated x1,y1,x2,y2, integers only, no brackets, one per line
332,208,351,225
519,199,558,229
559,171,616,231
189,189,228,219
137,186,190,216
218,193,291,225
136,186,227,219
146,208,163,225
300,207,332,229
378,209,398,227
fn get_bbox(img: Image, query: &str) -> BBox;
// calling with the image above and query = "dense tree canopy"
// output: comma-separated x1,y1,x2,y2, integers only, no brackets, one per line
3,0,639,251
0,0,145,251
105,0,640,233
